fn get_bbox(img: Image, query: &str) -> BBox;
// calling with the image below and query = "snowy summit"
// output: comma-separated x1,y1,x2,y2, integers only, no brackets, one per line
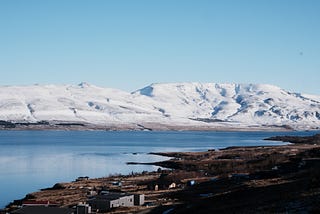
0,82,319,131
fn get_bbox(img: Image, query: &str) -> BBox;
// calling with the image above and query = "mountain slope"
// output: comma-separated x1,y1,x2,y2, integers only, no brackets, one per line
0,82,319,130
133,83,320,129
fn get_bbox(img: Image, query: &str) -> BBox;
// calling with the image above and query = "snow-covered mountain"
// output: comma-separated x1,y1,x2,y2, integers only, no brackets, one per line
0,82,319,130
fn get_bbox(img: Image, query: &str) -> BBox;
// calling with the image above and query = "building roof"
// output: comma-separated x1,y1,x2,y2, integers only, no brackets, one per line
22,200,58,206
91,192,133,201
11,206,73,214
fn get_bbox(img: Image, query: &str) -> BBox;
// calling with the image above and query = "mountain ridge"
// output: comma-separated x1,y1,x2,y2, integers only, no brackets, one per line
0,82,319,131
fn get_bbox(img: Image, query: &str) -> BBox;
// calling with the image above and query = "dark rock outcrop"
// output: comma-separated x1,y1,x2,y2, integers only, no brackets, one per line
265,134,320,145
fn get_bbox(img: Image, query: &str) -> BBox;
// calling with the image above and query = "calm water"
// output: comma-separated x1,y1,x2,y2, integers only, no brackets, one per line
0,130,318,208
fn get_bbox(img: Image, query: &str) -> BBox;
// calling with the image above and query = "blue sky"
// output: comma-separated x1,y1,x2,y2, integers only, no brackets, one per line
0,0,319,94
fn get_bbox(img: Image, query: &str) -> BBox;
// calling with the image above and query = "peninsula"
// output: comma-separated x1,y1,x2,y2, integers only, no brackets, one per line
4,134,320,213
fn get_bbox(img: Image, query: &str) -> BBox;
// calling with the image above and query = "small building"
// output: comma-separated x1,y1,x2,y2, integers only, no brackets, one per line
118,194,134,207
154,184,159,191
76,176,89,182
148,183,159,191
168,182,176,189
87,190,97,197
111,181,122,187
76,203,91,214
88,192,134,212
134,194,145,206
100,190,109,195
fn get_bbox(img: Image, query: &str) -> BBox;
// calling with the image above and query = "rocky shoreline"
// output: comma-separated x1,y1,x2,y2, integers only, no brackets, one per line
2,134,320,213
265,133,320,144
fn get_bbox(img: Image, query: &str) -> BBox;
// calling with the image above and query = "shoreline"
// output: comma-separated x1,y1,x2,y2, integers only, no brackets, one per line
0,120,305,132
0,123,298,132
4,134,320,213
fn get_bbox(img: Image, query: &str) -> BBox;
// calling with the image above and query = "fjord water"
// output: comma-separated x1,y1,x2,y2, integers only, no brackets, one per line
0,131,317,208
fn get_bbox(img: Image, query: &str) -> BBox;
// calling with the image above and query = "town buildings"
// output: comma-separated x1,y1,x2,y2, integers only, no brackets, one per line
88,192,144,212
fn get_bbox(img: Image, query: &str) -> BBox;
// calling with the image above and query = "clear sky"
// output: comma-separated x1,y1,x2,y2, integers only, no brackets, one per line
0,0,319,94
